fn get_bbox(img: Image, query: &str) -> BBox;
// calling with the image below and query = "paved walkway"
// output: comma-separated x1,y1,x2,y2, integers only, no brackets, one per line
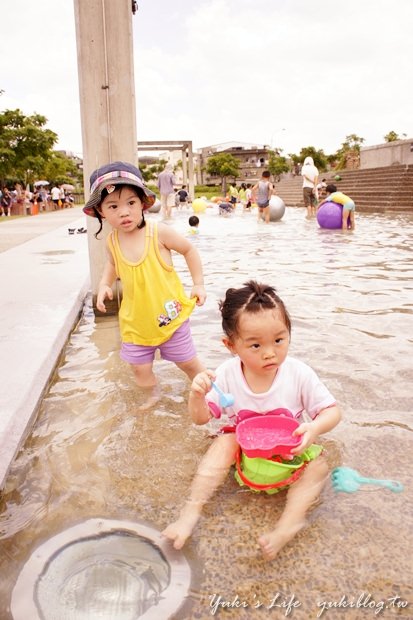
0,207,88,252
0,208,91,488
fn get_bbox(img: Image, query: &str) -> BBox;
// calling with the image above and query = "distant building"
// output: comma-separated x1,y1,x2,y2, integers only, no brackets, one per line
197,141,271,186
138,155,160,166
55,150,83,169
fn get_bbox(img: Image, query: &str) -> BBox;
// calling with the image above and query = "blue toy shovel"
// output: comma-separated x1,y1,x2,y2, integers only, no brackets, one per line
211,382,235,408
331,467,404,494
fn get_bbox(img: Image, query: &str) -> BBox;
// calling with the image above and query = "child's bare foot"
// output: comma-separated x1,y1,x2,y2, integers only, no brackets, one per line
138,385,160,411
162,507,201,549
258,521,305,561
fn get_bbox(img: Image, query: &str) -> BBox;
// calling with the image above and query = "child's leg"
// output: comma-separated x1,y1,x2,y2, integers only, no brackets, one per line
131,362,160,411
263,205,270,224
342,207,350,230
258,456,329,561
309,196,316,216
162,433,239,549
161,322,205,381
175,356,205,380
349,210,355,229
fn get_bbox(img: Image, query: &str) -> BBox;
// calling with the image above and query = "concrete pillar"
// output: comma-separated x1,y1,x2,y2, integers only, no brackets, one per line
73,0,137,305
187,142,195,200
181,149,188,187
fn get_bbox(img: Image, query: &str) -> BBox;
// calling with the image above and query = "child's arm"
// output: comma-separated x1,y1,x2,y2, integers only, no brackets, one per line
291,405,341,454
188,370,216,424
317,193,330,208
303,174,316,185
96,253,116,313
159,226,206,305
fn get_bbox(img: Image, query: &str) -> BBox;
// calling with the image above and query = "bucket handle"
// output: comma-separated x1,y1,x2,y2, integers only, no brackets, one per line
235,448,307,491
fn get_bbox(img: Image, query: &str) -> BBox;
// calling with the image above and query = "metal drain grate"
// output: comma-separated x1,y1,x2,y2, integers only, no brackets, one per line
11,519,191,620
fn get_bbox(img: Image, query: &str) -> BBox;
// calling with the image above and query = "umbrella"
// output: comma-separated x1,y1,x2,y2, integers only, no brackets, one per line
61,183,75,191
34,180,49,187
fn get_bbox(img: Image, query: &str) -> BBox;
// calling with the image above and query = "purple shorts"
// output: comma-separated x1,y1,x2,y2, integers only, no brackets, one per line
120,319,197,365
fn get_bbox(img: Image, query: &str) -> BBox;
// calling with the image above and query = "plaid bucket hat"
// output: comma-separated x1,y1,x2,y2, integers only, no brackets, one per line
83,161,156,216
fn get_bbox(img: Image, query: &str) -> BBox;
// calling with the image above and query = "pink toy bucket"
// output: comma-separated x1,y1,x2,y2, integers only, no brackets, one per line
236,414,301,458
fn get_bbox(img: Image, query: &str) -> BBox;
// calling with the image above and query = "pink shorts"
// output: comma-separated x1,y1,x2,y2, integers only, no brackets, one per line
120,320,197,365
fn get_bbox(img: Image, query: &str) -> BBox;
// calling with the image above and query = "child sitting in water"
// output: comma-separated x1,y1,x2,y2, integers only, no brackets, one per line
188,215,200,235
319,184,356,230
163,280,341,560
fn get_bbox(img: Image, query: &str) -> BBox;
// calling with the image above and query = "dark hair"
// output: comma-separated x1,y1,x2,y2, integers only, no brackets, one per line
325,184,337,194
188,215,199,227
93,184,146,238
262,170,271,179
219,280,291,339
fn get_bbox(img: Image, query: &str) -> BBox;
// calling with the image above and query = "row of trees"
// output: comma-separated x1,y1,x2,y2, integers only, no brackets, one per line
0,108,83,188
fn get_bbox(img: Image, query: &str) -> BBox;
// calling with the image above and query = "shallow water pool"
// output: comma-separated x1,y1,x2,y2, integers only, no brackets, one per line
1,206,412,619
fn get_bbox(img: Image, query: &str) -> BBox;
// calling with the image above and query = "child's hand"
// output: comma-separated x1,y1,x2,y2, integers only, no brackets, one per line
191,284,206,306
96,284,113,313
290,422,318,454
190,370,215,398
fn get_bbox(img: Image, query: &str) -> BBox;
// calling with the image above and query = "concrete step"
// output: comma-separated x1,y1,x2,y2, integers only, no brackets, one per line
335,190,412,197
275,163,413,212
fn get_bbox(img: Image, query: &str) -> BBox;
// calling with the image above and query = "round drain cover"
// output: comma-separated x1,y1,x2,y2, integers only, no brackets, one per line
11,519,191,620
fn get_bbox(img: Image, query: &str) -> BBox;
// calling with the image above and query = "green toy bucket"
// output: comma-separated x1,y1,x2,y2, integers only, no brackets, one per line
234,444,323,495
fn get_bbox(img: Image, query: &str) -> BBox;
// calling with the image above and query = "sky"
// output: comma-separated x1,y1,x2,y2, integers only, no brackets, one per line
1,0,412,158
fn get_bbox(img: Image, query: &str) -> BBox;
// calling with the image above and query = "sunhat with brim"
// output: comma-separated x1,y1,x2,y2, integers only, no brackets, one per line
83,161,156,217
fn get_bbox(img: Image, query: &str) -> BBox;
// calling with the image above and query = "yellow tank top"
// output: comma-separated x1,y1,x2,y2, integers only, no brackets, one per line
108,220,196,346
328,191,352,205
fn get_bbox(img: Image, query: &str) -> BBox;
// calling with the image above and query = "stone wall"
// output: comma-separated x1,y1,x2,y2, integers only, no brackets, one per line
360,139,413,168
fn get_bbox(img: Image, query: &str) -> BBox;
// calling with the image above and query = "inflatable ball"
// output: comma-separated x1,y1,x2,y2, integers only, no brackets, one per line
268,196,286,221
192,198,208,213
259,196,286,221
148,198,161,213
317,201,343,229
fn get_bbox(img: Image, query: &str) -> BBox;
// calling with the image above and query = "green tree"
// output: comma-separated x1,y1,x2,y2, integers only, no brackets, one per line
299,146,328,171
334,134,365,170
268,150,290,181
43,152,82,186
384,130,399,142
139,162,154,182
139,158,168,183
0,109,57,184
206,153,240,193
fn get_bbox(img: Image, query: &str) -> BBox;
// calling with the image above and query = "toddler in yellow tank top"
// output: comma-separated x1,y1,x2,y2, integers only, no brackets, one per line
83,161,207,410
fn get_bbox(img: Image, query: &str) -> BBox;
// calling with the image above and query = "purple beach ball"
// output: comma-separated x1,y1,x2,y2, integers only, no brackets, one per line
317,201,343,229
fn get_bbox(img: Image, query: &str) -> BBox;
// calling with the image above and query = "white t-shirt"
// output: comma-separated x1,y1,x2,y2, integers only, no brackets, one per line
206,355,336,431
301,165,319,188
51,186,60,200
